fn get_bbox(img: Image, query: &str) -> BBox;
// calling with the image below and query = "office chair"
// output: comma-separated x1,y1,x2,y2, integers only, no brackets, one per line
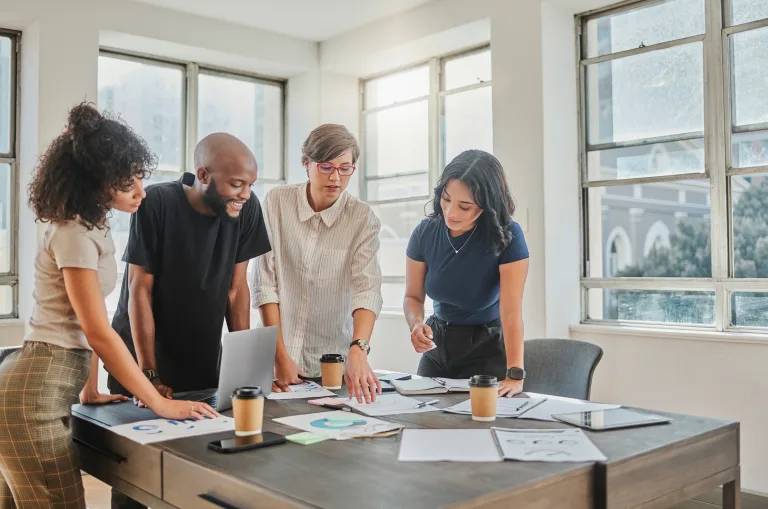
522,339,603,400
0,346,20,366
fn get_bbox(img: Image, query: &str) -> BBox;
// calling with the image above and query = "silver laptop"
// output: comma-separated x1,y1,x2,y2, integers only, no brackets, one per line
178,326,277,411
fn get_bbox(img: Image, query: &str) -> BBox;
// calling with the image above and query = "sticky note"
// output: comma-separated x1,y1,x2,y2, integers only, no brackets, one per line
286,432,330,445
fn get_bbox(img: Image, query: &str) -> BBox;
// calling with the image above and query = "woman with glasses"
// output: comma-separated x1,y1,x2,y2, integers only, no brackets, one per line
404,150,529,397
251,124,384,404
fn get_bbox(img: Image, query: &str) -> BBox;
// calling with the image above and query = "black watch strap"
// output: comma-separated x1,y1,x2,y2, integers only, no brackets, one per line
142,369,159,381
506,367,526,380
350,339,371,354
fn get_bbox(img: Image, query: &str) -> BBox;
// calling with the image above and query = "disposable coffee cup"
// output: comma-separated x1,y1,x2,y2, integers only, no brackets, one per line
320,354,344,389
469,375,499,422
231,386,264,436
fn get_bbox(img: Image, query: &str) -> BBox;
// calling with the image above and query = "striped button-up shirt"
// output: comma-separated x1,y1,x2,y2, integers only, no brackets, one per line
251,182,383,377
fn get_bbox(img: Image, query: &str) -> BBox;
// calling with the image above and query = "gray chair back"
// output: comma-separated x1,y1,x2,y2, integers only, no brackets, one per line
522,339,603,400
0,346,20,366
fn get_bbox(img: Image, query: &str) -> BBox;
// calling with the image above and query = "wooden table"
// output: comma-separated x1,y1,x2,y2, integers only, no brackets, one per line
72,392,739,509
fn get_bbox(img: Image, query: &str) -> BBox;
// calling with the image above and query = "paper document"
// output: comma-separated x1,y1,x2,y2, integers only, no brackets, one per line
267,381,336,400
516,393,620,422
398,429,503,462
273,411,401,440
493,428,606,462
344,394,440,416
110,416,235,445
443,397,548,417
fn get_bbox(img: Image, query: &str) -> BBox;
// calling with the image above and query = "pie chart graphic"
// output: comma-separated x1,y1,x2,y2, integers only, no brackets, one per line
310,418,367,429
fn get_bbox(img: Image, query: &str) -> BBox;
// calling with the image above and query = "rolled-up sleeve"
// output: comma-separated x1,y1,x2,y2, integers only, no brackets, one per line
350,209,383,316
250,191,280,308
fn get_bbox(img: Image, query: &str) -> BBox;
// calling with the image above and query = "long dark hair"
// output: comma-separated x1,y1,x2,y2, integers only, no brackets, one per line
428,150,516,256
28,103,156,229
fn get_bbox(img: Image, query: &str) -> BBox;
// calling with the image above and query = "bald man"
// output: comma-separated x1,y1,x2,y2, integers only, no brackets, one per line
108,132,271,400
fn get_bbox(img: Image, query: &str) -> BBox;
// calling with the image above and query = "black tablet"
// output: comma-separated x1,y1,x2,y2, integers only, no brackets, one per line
552,408,671,431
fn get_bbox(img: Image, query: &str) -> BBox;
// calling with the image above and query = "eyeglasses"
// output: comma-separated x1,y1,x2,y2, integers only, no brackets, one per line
315,162,356,176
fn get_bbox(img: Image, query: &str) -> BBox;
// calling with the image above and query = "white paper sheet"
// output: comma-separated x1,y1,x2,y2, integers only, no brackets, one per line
493,428,606,462
516,393,620,422
110,416,235,445
443,397,548,417
398,429,503,462
273,411,401,440
266,381,336,400
344,394,440,416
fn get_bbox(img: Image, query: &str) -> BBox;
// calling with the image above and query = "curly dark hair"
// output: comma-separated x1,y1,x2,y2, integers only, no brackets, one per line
28,102,156,229
428,149,516,256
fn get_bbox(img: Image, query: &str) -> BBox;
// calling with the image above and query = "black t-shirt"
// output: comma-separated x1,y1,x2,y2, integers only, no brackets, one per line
109,178,271,393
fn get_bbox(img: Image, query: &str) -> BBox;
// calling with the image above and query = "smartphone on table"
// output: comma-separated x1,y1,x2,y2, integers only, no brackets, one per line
208,432,286,453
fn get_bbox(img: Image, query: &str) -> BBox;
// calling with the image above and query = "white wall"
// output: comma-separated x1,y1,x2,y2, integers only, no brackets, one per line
573,326,768,495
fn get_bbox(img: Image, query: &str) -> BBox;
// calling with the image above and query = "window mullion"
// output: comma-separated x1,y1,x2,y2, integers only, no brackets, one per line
704,0,729,331
428,57,441,187
185,62,199,172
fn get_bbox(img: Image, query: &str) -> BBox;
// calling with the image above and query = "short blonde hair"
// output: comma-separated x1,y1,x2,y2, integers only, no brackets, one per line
301,124,360,165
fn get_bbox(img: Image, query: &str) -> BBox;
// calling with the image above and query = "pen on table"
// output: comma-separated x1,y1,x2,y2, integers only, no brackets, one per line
414,399,440,409
319,403,350,411
514,400,530,412
516,397,548,416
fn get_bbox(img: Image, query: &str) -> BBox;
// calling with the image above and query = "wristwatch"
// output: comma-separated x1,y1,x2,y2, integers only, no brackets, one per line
506,367,526,381
142,369,159,381
350,339,371,354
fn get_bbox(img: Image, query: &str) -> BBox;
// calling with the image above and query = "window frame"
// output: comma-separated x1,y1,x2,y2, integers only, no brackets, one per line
576,0,768,333
0,28,20,319
98,50,286,316
358,44,492,298
99,49,287,186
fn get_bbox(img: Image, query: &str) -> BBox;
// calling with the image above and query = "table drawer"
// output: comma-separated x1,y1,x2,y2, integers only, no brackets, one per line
72,416,162,498
163,453,311,509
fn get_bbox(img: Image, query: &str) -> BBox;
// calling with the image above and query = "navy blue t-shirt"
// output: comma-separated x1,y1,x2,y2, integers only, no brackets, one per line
406,218,529,326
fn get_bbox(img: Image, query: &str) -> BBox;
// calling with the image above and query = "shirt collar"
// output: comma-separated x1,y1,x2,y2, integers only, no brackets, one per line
297,181,348,227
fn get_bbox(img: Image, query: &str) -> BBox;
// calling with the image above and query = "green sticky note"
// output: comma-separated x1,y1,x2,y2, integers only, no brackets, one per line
286,432,330,445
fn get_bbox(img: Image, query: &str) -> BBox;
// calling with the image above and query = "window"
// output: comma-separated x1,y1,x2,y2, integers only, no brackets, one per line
578,0,768,330
361,47,492,310
98,52,285,314
0,30,18,318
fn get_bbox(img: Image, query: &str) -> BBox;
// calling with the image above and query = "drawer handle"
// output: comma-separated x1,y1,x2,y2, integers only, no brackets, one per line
72,437,126,464
198,493,243,509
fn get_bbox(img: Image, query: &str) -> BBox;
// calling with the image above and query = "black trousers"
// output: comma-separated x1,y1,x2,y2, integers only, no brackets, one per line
417,316,507,380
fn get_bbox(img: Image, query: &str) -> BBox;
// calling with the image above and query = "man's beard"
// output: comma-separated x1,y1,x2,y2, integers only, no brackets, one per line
203,179,240,223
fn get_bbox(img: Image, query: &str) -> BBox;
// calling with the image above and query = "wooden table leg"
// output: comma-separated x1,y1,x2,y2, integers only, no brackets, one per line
723,467,741,509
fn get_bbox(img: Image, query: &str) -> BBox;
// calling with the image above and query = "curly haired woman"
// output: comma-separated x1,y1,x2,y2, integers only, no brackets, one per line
0,103,217,509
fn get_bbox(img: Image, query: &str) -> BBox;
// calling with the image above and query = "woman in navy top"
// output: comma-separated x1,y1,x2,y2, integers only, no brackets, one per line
404,150,529,397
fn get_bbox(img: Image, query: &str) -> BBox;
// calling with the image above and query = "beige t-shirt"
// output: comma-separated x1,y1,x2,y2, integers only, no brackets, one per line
25,220,117,350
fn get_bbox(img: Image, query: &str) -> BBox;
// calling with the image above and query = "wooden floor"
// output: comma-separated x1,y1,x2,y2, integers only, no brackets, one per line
83,473,766,509
673,489,768,509
83,473,111,509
